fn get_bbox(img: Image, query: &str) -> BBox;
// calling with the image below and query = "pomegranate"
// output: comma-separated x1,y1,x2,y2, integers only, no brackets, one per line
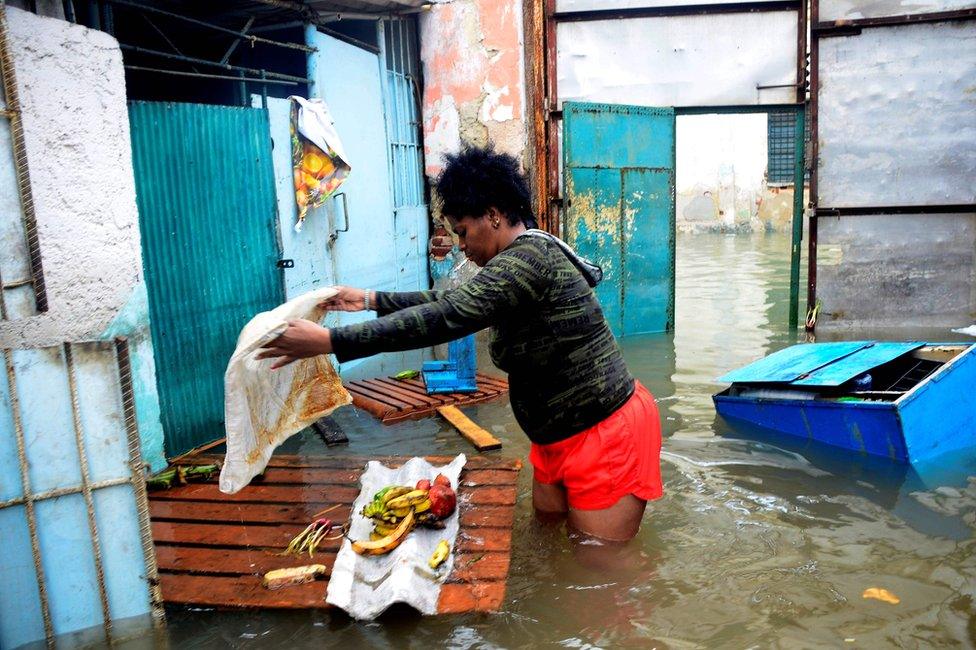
433,473,451,488
428,484,457,519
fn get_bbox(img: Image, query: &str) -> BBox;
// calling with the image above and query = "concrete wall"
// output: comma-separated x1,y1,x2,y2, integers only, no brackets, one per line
816,214,976,329
419,0,527,179
0,8,165,471
815,19,976,330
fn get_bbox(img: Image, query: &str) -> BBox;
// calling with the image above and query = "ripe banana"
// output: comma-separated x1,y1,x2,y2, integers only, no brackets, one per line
380,486,413,506
414,498,431,514
385,489,429,510
387,506,411,519
352,510,415,555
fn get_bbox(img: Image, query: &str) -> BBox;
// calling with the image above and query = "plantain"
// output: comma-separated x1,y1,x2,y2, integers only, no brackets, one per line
388,506,412,519
385,489,429,510
428,540,450,569
413,498,431,514
352,510,415,556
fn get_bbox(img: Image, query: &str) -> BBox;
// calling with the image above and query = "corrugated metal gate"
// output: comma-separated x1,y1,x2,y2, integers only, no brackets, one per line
562,102,676,336
129,101,284,456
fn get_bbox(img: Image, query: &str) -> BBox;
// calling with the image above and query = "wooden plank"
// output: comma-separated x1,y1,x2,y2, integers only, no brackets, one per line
160,573,329,609
344,383,414,410
363,378,447,406
159,574,507,612
153,521,513,553
152,483,516,506
178,454,522,471
350,380,431,408
437,405,503,451
347,391,398,420
149,466,514,489
150,500,514,529
156,546,511,583
437,582,507,613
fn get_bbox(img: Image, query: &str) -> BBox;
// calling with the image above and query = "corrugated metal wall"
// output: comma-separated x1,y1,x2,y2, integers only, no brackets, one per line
129,101,284,456
563,102,676,336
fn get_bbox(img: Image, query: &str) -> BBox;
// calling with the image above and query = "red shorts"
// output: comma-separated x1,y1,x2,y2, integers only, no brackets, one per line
529,381,663,510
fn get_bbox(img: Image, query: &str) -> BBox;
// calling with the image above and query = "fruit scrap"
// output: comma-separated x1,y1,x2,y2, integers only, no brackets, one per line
862,587,900,604
282,510,345,557
262,564,328,590
428,540,450,569
146,464,219,491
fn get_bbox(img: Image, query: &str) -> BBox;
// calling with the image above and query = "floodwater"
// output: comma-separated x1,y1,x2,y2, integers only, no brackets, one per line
149,233,976,648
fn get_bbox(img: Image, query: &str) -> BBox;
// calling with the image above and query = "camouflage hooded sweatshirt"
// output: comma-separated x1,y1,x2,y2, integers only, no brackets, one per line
329,233,635,445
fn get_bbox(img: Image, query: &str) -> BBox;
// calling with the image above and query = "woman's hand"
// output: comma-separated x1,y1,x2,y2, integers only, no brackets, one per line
256,319,332,370
319,286,370,312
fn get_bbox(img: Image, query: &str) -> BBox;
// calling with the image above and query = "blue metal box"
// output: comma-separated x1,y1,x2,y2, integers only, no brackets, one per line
713,342,976,464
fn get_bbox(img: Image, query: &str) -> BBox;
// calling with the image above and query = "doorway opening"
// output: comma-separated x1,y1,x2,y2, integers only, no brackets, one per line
674,111,808,340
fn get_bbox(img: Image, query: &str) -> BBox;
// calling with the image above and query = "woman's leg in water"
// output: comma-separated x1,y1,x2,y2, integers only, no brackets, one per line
568,494,647,541
533,476,568,522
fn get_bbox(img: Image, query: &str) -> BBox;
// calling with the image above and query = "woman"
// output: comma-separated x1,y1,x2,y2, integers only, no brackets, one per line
258,146,663,541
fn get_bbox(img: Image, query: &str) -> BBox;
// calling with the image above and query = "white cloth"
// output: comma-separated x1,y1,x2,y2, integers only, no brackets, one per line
219,288,351,494
326,455,466,619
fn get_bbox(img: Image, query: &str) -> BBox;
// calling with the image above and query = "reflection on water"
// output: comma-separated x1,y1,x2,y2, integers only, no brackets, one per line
150,233,975,648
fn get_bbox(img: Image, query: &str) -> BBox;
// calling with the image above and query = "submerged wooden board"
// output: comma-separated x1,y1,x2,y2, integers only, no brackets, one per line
343,373,509,424
437,405,503,451
150,454,521,614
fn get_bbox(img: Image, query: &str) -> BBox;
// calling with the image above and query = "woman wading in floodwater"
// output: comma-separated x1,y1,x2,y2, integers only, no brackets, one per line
258,145,663,542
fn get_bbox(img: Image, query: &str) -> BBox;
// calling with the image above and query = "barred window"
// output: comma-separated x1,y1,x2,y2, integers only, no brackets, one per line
767,110,810,186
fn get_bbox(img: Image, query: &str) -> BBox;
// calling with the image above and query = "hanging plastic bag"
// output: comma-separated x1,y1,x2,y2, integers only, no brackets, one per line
289,96,351,232
220,288,352,494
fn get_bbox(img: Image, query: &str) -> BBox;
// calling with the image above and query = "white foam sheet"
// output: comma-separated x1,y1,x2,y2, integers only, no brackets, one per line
326,454,467,619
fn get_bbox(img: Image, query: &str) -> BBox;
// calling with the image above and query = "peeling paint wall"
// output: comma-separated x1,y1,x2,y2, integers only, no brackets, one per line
419,0,527,179
0,9,165,471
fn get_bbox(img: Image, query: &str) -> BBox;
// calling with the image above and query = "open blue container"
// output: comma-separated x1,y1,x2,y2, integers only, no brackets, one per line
713,341,976,464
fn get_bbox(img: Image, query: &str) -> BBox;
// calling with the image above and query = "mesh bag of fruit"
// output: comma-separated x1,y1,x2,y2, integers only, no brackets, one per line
289,96,351,232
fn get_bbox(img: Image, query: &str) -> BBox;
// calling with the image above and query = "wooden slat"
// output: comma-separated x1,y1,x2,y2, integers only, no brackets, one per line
150,483,515,506
342,374,509,424
153,521,513,553
179,454,522,471
159,574,507,612
437,405,503,451
150,500,514,529
155,546,511,583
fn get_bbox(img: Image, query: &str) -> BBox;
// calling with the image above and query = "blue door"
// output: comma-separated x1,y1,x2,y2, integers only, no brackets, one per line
562,102,675,336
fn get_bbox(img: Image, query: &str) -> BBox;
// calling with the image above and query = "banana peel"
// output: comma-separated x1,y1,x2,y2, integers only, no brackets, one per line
429,540,450,569
352,509,415,556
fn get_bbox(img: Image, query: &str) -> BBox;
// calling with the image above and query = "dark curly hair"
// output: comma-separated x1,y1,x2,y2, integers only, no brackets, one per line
435,145,537,229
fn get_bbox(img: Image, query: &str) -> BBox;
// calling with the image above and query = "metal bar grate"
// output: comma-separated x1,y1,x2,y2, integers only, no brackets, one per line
0,4,48,315
384,17,425,209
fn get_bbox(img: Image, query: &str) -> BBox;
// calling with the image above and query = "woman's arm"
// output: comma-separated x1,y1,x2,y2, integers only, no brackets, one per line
330,242,551,362
261,240,551,367
319,285,446,316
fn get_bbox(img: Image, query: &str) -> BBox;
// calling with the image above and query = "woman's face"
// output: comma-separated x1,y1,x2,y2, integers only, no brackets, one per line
448,213,496,267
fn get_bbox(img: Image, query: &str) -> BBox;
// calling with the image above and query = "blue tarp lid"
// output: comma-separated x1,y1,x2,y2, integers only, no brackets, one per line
717,341,925,386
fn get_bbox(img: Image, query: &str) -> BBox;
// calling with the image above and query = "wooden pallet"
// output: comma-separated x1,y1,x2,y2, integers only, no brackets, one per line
343,373,509,424
150,454,521,614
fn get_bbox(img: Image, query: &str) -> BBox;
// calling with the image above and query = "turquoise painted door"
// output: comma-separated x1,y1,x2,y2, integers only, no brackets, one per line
562,102,675,336
129,102,284,456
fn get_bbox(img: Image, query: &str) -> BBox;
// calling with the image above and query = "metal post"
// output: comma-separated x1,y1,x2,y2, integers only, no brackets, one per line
788,105,806,332
114,339,166,629
304,22,317,96
64,344,113,646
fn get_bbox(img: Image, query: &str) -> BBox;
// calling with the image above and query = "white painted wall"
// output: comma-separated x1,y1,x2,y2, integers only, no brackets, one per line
557,12,800,108
0,8,164,471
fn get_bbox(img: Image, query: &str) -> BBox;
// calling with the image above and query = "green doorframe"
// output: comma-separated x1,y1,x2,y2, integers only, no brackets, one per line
674,103,807,331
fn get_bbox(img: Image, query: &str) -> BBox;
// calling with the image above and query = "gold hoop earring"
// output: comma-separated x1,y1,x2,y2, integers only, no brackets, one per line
491,219,500,229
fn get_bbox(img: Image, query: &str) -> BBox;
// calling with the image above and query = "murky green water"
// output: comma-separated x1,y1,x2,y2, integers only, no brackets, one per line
140,233,976,648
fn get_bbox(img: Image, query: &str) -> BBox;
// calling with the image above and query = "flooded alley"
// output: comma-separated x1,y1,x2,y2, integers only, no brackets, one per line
156,233,976,648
